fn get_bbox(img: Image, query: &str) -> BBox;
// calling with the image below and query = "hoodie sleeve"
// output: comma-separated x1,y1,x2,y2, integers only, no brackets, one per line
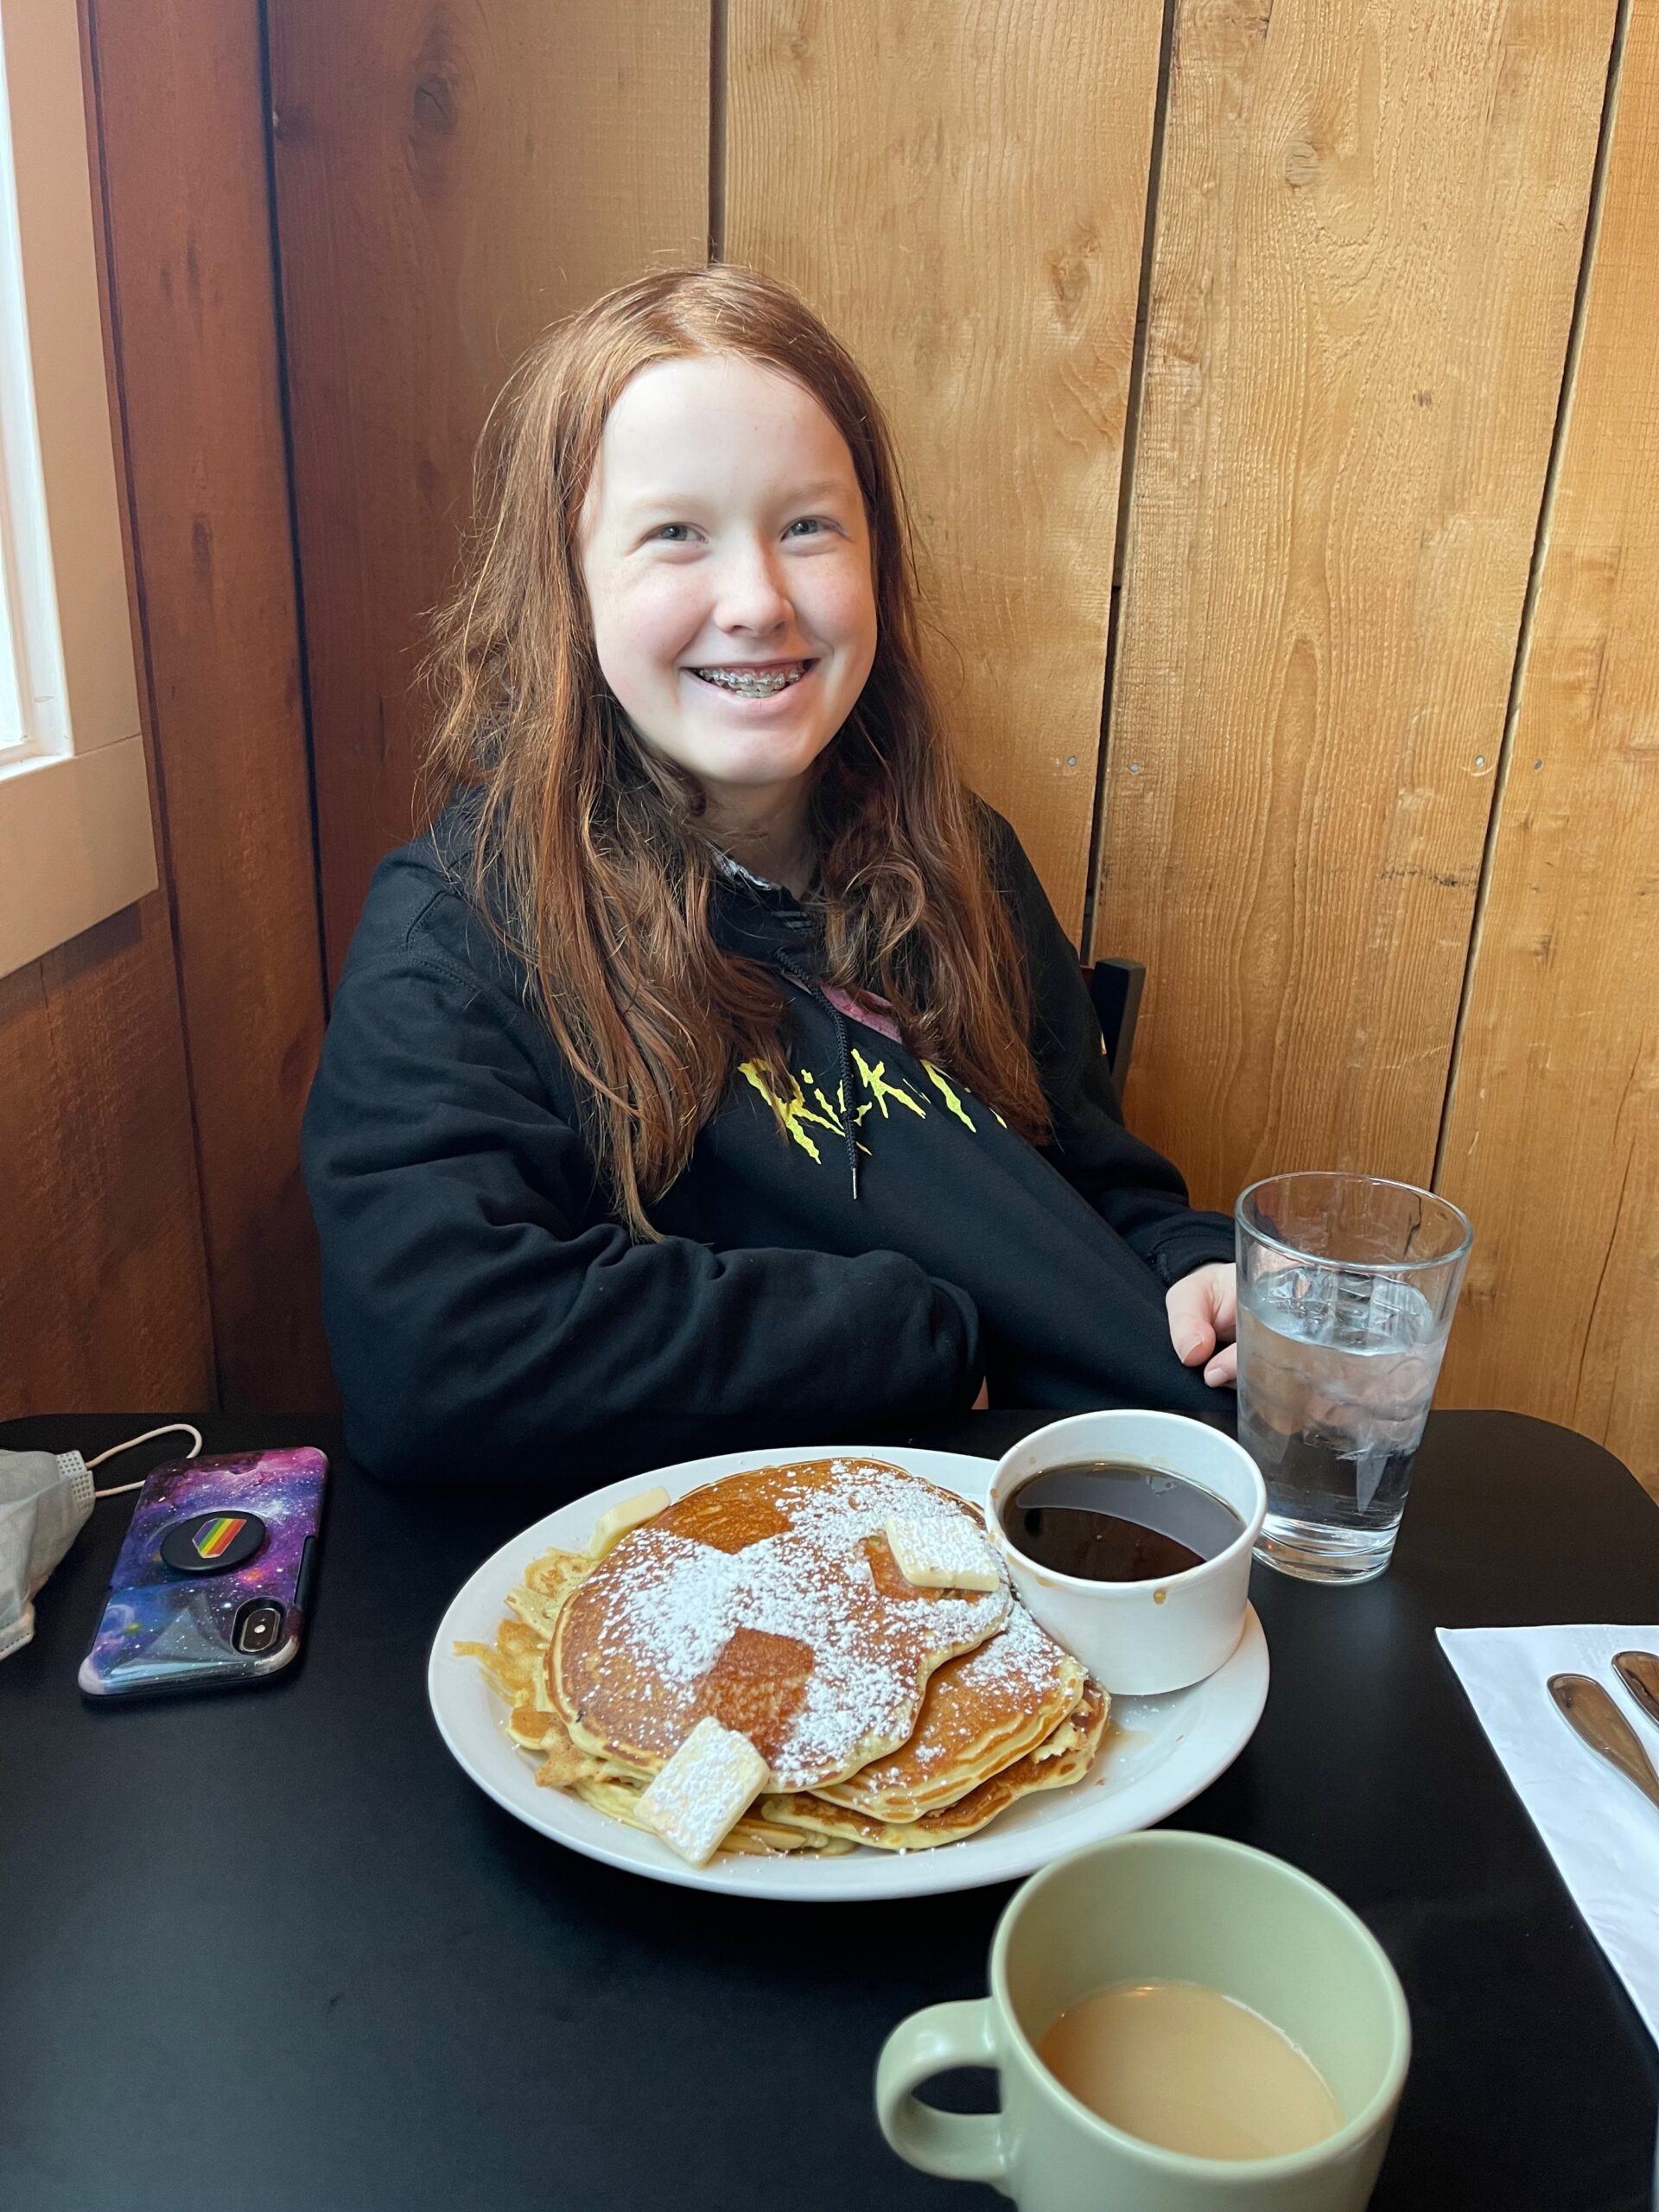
301,929,980,1487
991,817,1235,1288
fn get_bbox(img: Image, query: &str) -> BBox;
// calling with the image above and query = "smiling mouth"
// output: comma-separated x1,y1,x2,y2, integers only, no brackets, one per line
688,660,814,698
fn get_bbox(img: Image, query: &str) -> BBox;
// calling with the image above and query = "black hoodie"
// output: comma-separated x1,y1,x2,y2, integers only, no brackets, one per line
300,806,1234,1485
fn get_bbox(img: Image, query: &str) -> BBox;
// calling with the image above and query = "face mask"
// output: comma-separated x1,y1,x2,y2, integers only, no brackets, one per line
0,1423,202,1662
0,1450,93,1661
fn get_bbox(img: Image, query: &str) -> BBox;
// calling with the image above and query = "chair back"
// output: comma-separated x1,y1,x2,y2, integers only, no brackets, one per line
1084,958,1146,1088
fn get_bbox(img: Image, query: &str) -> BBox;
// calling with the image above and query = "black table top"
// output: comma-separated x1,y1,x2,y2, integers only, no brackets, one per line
3,1408,1656,2210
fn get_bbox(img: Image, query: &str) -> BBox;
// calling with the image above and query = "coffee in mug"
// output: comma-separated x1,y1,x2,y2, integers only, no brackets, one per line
876,1831,1409,2212
1038,1978,1342,2160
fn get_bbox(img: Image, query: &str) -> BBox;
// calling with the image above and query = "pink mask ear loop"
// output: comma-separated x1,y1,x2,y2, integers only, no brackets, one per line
86,1422,205,1500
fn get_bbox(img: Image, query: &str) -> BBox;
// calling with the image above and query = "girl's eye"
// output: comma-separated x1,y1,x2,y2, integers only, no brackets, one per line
651,523,698,544
785,518,832,539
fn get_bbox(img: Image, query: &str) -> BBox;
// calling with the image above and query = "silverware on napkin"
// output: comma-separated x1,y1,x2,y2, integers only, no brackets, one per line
1613,1649,1659,1732
1548,1673,1659,1813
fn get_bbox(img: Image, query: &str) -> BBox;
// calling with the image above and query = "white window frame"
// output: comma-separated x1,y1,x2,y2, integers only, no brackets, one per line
0,0,156,980
0,15,67,772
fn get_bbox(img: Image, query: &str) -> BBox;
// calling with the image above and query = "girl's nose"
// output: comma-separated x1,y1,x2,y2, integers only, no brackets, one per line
712,540,792,635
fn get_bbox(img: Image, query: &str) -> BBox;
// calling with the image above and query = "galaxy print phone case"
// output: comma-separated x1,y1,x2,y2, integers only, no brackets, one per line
79,1448,327,1699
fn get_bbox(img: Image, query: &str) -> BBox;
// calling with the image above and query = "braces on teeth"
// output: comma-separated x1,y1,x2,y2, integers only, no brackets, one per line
694,664,808,696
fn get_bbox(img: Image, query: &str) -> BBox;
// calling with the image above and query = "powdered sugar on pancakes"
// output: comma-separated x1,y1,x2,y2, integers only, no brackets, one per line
892,1602,1077,1775
557,1459,1011,1792
812,1598,1087,1822
949,1598,1073,1698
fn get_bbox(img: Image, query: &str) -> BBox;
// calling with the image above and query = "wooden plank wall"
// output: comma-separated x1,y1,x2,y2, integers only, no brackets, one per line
266,0,1655,1482
0,901,213,1414
726,0,1165,930
268,0,712,981
2,0,262,1423
27,0,1653,1481
1092,0,1616,1198
86,0,331,1409
1437,1,1659,1487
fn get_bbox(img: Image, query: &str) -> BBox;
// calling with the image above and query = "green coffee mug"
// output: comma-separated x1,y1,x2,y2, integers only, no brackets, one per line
876,1833,1410,2210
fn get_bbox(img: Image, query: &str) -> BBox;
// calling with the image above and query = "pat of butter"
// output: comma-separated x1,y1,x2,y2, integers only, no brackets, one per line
636,1718,772,1866
586,1485,670,1560
884,1513,1001,1592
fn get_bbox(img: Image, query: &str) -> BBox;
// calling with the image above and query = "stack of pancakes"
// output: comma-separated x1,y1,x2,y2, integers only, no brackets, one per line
461,1456,1108,1859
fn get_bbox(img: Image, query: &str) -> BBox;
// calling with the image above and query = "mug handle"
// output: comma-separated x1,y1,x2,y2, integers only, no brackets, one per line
875,1998,1010,2191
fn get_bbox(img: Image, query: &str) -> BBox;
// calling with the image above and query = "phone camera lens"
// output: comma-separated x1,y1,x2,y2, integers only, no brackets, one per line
232,1600,285,1655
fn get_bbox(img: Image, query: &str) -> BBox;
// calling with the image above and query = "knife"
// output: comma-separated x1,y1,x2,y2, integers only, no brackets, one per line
1548,1673,1659,1813
1612,1649,1659,1732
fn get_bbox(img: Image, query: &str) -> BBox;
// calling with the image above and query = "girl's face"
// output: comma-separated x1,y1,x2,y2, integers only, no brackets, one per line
579,353,878,819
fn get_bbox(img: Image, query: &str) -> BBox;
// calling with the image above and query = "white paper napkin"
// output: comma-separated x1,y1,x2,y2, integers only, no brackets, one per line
1439,1624,1659,2044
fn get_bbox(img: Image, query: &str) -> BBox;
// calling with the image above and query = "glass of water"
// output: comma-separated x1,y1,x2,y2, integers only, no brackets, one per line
1235,1173,1473,1585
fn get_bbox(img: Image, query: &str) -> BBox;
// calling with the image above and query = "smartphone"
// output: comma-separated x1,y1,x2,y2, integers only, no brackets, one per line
79,1446,327,1700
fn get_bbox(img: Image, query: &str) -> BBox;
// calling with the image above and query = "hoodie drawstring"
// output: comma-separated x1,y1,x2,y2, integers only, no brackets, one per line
777,954,860,1203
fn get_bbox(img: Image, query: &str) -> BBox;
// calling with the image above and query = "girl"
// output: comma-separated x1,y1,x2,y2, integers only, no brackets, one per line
301,265,1237,1484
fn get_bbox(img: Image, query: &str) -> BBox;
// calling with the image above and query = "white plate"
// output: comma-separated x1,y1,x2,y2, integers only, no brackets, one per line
428,1446,1269,1900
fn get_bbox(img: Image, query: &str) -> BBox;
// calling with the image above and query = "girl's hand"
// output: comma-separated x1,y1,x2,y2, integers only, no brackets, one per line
1166,1262,1237,1389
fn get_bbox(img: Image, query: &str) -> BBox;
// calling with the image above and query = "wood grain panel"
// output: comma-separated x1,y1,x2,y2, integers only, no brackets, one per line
726,0,1167,933
269,0,712,979
1094,0,1617,1202
85,0,332,1409
0,899,213,1417
1437,4,1659,1492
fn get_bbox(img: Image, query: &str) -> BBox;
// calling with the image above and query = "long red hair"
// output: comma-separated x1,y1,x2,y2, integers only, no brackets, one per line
422,264,1048,1236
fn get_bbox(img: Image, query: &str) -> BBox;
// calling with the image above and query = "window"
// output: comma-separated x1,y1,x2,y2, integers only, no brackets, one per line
0,0,156,978
0,13,64,773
